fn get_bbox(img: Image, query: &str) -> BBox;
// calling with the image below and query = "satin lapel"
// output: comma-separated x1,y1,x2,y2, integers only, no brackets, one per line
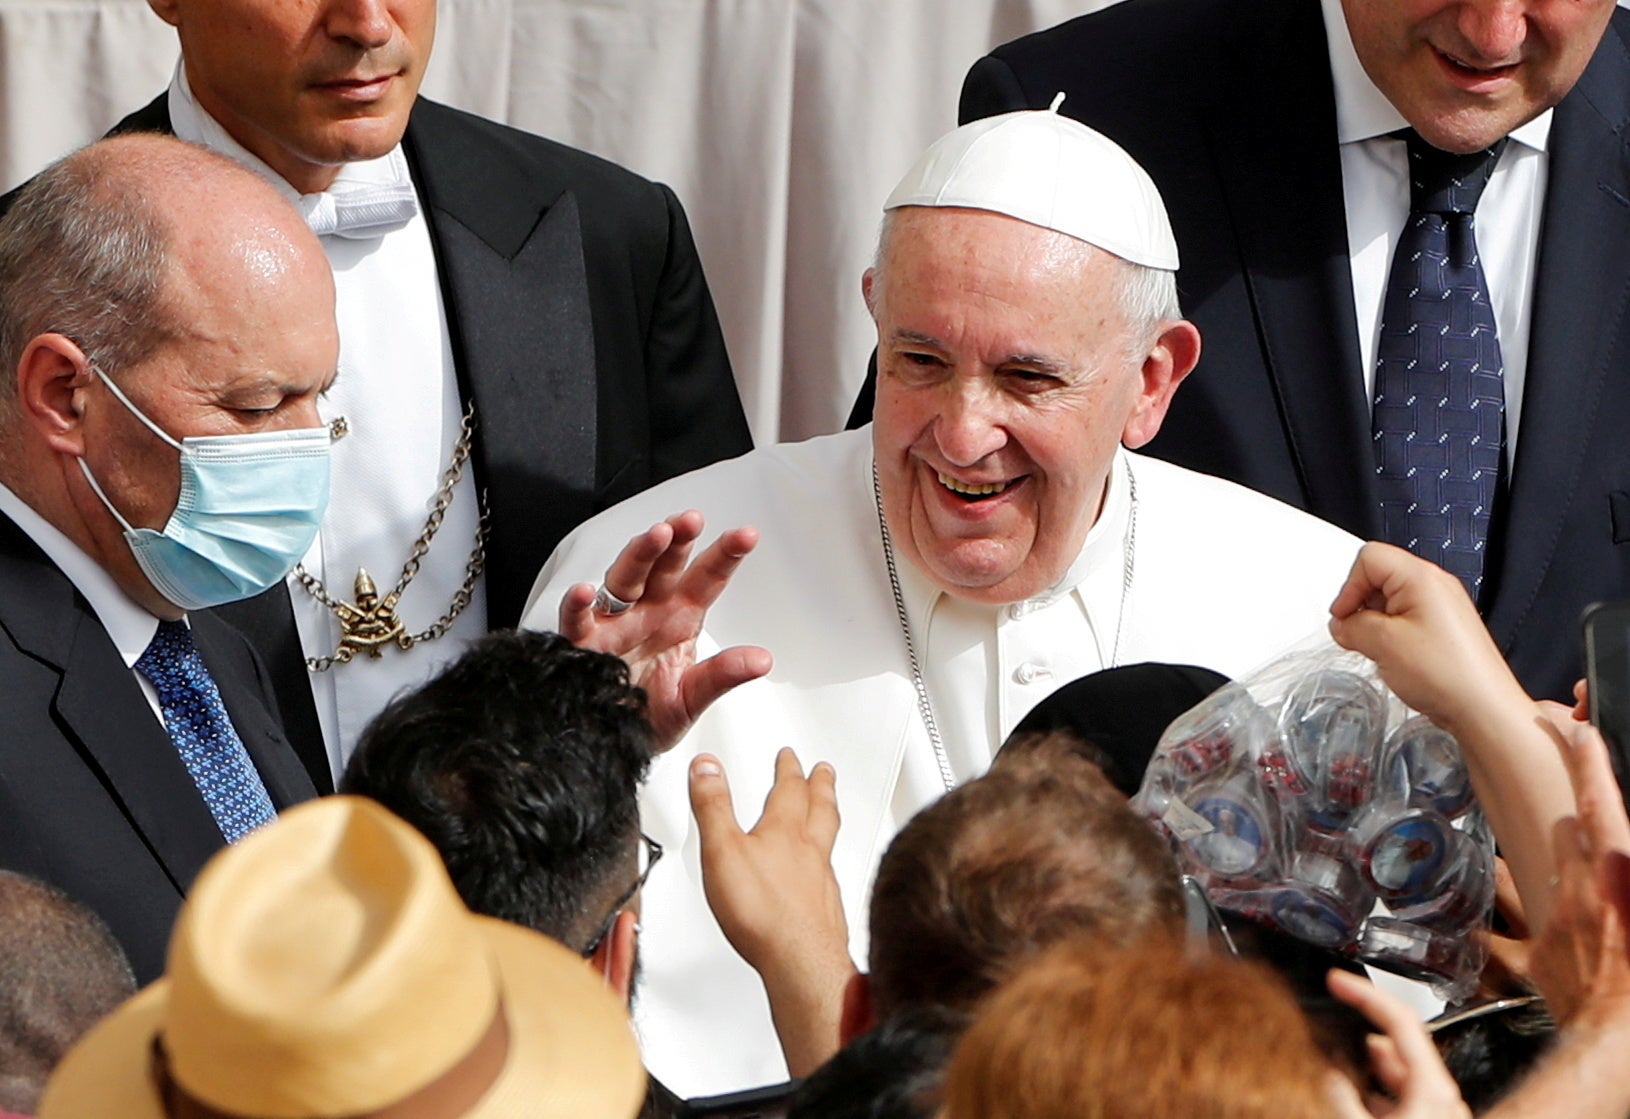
402,103,598,628
0,518,222,894
208,585,330,794
191,613,319,810
1487,28,1630,650
1205,0,1380,538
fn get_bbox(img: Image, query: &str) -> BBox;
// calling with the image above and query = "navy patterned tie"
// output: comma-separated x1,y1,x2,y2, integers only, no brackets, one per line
1372,130,1508,603
136,620,277,843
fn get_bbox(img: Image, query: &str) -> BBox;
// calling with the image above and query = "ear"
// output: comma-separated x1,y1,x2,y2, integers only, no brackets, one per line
1121,318,1201,449
14,334,95,458
588,909,639,1004
146,0,182,27
838,971,874,1045
861,268,878,318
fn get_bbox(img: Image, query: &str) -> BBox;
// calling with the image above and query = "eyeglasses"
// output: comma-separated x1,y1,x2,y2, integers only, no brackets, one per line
581,831,663,957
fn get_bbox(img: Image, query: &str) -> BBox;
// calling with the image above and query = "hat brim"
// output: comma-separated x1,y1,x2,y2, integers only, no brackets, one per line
39,917,645,1119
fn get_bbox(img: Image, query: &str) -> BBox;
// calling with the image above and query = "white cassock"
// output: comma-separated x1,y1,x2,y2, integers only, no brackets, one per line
523,426,1362,1096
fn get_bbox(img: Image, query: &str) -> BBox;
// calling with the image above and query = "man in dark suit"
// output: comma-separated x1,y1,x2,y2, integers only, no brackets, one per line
851,0,1627,702
90,0,756,787
0,135,328,982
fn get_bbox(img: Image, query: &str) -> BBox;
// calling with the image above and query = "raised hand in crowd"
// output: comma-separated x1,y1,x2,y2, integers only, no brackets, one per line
1323,969,1470,1119
1328,542,1576,932
1481,720,1630,1119
1528,719,1630,1026
689,748,855,1077
558,510,771,748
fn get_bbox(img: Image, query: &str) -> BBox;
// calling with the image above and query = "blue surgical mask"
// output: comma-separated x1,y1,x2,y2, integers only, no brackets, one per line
77,367,331,611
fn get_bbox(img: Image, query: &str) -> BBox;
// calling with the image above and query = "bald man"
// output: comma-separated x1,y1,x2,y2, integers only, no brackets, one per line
0,135,329,981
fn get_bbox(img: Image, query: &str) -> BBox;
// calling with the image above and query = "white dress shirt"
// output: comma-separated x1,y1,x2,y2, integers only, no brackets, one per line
889,451,1135,832
168,66,487,778
1320,0,1549,459
0,482,162,719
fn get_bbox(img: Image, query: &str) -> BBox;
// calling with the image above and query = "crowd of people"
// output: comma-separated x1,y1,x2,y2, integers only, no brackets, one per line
3,0,1630,1115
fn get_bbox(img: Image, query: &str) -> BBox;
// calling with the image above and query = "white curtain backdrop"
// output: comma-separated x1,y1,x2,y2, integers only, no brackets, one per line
0,0,1114,442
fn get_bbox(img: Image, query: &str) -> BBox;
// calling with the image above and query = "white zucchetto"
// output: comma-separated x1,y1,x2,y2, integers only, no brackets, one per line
883,93,1180,271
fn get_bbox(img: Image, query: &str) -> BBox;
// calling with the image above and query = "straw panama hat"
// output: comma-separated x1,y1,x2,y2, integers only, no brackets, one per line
38,797,645,1119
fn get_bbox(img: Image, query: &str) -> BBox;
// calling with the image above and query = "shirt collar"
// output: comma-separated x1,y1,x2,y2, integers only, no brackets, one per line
1319,0,1551,152
0,482,160,668
166,60,419,222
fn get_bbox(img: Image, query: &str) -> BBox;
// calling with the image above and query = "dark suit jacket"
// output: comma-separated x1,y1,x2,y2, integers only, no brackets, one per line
0,509,317,983
946,0,1630,702
94,96,755,787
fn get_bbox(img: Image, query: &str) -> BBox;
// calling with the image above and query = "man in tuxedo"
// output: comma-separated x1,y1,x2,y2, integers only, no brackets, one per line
0,135,327,982
851,0,1629,703
103,0,753,786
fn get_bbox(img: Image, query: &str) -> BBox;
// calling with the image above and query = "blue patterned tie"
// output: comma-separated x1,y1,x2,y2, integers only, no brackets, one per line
136,620,277,843
1372,131,1508,603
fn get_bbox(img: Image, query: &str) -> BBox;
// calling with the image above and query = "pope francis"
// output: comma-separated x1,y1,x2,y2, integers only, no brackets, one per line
523,103,1363,1095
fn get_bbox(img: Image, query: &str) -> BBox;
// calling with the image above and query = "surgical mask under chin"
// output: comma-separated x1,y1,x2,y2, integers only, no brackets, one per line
78,367,331,612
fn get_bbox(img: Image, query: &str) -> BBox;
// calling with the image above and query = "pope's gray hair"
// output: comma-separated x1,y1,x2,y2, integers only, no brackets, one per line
869,209,1181,352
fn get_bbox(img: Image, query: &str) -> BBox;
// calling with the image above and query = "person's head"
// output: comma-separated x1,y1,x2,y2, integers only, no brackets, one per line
342,630,656,998
865,109,1200,606
0,134,337,620
1339,0,1617,153
859,736,1185,1024
1431,996,1554,1111
940,938,1341,1119
786,1005,966,1119
0,873,136,1115
1004,662,1231,795
38,797,645,1119
147,0,437,193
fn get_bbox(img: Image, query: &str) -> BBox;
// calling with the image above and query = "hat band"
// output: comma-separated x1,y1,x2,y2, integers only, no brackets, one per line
149,1001,513,1119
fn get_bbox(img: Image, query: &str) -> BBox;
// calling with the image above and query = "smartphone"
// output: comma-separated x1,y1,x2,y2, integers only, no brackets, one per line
1580,600,1630,789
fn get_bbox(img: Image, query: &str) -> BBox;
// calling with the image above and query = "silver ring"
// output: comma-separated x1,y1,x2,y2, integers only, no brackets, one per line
593,585,636,616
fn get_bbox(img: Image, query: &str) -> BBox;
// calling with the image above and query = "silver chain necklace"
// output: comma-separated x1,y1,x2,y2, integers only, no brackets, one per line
871,459,1138,793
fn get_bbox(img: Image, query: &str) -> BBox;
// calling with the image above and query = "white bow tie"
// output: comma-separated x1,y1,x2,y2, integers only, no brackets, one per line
301,181,419,240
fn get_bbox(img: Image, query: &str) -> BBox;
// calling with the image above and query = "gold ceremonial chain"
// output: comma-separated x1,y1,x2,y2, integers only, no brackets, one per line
295,405,488,671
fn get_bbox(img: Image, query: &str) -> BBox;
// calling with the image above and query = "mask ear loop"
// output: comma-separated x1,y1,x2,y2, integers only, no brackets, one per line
76,457,139,534
76,365,178,534
88,364,184,450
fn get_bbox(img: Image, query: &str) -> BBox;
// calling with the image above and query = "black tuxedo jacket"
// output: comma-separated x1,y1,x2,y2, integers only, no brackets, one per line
0,510,317,983
949,0,1630,702
96,96,755,786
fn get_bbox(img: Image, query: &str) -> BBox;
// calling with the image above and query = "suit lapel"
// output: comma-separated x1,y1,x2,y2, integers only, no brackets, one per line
0,516,223,894
402,102,599,628
1205,0,1381,538
1487,27,1630,650
208,587,330,794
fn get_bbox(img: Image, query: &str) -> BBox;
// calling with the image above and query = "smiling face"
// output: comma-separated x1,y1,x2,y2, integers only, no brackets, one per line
149,0,436,193
1339,0,1616,153
868,207,1195,605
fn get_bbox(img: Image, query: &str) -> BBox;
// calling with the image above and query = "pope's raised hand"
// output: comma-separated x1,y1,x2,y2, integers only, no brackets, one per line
558,509,772,750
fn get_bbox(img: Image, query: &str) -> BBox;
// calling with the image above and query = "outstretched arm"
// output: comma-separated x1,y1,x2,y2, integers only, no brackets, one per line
689,748,856,1078
558,509,772,749
1484,722,1630,1118
1327,542,1575,931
